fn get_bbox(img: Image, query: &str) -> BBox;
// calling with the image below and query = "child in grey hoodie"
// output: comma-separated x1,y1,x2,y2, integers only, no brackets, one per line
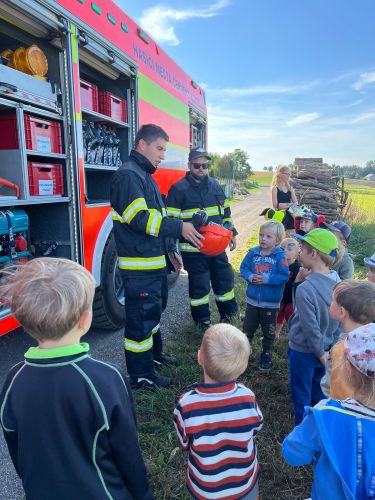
288,229,342,424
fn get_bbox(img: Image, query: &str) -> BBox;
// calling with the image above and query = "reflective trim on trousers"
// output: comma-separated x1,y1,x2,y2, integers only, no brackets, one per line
152,323,160,334
124,334,153,353
215,289,235,302
190,295,210,307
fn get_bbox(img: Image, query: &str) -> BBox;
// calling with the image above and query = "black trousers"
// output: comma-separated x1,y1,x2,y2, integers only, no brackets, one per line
182,252,237,325
121,273,168,377
243,304,277,353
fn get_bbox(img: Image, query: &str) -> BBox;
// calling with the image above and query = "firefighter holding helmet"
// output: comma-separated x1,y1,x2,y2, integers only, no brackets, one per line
166,147,238,330
110,125,203,389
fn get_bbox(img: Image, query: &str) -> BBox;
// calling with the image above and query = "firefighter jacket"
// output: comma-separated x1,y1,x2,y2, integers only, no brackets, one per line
110,150,183,275
166,173,236,253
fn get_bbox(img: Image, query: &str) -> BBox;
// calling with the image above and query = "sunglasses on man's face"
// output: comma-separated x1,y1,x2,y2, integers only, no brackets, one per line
192,162,209,170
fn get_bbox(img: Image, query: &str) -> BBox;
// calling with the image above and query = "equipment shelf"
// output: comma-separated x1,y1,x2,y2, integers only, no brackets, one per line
26,150,67,159
81,108,129,128
84,164,118,172
0,197,70,208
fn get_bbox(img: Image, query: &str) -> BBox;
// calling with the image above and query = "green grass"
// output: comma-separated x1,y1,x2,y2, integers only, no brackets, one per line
345,184,375,278
247,172,273,190
135,227,312,500
134,184,373,499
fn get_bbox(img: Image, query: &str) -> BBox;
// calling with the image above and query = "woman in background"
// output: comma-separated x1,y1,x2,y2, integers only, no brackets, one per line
271,165,298,232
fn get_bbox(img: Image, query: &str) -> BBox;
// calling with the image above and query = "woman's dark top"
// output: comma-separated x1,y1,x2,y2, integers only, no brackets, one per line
276,187,294,229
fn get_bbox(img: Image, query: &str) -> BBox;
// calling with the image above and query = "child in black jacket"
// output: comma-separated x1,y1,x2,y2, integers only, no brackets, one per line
0,258,153,500
275,238,301,337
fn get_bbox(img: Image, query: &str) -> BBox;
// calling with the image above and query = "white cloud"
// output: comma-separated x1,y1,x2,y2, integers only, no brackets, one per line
351,112,375,123
353,72,375,91
205,100,373,168
205,81,317,98
346,99,364,108
139,1,230,46
286,113,320,127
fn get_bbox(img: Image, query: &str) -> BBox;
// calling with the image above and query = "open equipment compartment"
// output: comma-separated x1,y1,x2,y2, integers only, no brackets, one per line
0,12,76,297
78,59,132,204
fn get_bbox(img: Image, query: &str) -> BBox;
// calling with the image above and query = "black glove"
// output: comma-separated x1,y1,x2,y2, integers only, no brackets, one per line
192,210,208,229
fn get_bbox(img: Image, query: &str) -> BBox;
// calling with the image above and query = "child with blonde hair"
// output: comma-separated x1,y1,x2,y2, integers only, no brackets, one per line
283,325,375,500
321,279,375,399
0,258,153,500
173,324,263,500
240,220,289,370
270,165,298,231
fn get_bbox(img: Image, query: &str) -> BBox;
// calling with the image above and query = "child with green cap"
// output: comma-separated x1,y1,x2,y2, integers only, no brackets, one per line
288,228,342,424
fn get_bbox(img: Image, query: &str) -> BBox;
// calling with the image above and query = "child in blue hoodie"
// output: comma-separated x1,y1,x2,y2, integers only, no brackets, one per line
283,325,375,500
240,220,289,371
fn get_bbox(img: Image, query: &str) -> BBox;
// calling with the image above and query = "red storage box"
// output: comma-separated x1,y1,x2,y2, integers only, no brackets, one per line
28,162,64,197
99,91,127,122
0,113,62,153
24,115,62,153
0,113,18,149
80,79,99,112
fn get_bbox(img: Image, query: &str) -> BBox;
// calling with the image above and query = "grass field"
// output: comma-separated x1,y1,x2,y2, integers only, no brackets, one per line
135,228,312,500
345,183,375,277
246,171,273,190
134,181,373,499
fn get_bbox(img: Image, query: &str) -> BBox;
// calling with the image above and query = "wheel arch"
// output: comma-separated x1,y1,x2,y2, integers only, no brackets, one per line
91,212,114,286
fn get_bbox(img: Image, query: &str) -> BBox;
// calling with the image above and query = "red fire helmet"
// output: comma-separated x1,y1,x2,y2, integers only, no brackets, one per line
199,223,233,256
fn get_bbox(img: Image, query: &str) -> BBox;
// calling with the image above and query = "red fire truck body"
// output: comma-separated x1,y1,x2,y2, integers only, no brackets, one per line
0,0,207,335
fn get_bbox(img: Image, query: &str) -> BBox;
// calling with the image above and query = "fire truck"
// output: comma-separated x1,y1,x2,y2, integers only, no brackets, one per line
0,0,207,335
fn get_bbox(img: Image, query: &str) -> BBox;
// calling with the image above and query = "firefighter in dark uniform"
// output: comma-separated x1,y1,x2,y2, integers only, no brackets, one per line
110,125,203,389
166,148,238,329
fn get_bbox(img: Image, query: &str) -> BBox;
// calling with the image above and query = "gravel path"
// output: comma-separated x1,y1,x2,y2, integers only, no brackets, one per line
0,188,268,499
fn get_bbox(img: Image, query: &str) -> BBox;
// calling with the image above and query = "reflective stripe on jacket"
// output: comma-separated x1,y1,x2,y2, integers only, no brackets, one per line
110,151,182,274
166,173,236,252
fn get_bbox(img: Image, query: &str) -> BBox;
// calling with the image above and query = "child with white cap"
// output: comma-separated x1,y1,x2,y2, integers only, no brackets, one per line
320,220,354,279
364,251,375,283
282,324,375,500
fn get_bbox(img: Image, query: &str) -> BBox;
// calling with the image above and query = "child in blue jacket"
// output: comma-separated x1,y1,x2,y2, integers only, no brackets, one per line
240,220,289,371
283,325,375,500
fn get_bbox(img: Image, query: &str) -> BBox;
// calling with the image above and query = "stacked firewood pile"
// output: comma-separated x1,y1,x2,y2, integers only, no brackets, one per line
290,158,345,221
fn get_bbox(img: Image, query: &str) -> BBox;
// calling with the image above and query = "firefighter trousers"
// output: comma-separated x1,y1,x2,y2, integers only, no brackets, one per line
182,252,237,326
121,273,168,377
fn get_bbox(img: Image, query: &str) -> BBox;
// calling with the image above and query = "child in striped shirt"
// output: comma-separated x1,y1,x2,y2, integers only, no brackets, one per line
173,324,263,500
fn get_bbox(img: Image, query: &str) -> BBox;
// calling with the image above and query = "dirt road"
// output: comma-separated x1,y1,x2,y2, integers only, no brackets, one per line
228,187,268,261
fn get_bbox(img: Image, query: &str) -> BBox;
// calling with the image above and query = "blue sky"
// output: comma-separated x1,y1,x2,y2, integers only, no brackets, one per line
118,0,375,169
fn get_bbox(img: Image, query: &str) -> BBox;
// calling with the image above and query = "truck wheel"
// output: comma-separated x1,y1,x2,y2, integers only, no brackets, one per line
92,232,125,330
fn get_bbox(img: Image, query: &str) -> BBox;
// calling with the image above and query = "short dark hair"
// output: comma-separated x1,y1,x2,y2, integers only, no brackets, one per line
334,279,375,324
135,124,169,147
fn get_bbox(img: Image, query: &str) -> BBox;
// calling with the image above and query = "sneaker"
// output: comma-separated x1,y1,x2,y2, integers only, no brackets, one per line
219,316,231,324
259,352,272,372
197,320,211,332
130,371,171,390
154,353,179,369
276,431,285,446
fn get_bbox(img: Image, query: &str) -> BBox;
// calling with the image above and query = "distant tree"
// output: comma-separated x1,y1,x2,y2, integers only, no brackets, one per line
209,149,252,180
230,149,253,180
267,166,273,172
364,160,375,176
208,152,221,178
